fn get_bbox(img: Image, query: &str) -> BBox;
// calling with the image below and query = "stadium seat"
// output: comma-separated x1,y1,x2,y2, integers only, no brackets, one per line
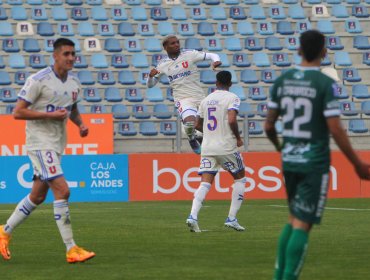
66,0,83,5
118,22,135,36
160,121,177,136
311,4,330,18
209,6,226,20
111,7,128,20
184,0,202,3
90,104,107,114
144,38,162,52
98,70,115,85
118,122,137,136
84,38,102,52
273,53,291,67
58,22,74,36
205,38,222,51
111,54,129,68
334,84,349,99
184,38,202,51
245,37,262,51
44,38,56,52
132,7,147,21
363,52,370,66
147,0,162,5
288,4,305,19
343,68,361,82
105,87,123,102
244,0,260,3
248,121,263,135
257,22,274,35
340,101,357,116
248,86,267,101
14,71,29,85
334,51,352,67
230,85,246,101
349,119,368,133
9,53,25,69
265,36,283,51
317,20,335,34
0,57,5,69
230,6,247,20
238,102,254,118
1,88,17,102
200,70,216,84
237,22,254,36
352,85,370,99
91,6,108,21
17,22,34,36
124,0,141,5
198,22,215,36
233,53,250,67
218,22,234,36
151,7,168,20
29,54,46,69
261,69,276,83
133,104,151,119
354,36,370,50
331,5,349,18
225,38,242,51
285,36,299,50
138,70,150,84
189,6,206,20
345,19,362,33
124,39,142,52
296,20,312,33
277,21,294,35
0,7,8,20
32,6,48,20
241,69,258,84
51,6,68,20
178,22,195,36
269,5,286,19
83,87,102,102
0,71,11,85
132,53,149,68
153,104,172,119
249,6,266,20
112,105,130,120
326,0,341,3
157,22,175,36
98,23,115,36
78,70,95,85
224,0,240,3
140,122,158,136
204,0,220,4
257,102,268,117
352,5,369,18
361,100,370,115
326,36,344,50
138,23,155,36
105,38,122,52
87,0,103,5
171,6,187,20
37,22,54,36
47,0,63,4
7,0,23,4
22,38,40,53
3,39,20,52
253,53,270,67
91,53,108,68
126,88,144,102
77,22,94,36
11,6,27,20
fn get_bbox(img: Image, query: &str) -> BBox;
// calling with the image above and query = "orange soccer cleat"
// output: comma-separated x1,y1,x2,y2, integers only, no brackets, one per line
66,245,95,263
0,225,11,261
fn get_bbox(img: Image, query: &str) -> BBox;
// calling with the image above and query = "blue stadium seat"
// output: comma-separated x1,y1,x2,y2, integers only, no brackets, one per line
78,70,95,85
257,102,268,117
321,54,332,66
265,36,283,51
296,20,312,33
225,0,240,3
361,100,370,115
44,38,56,52
11,6,27,20
198,22,215,36
230,85,246,101
145,0,161,5
218,53,230,67
66,0,83,5
204,0,220,4
363,52,370,66
47,0,63,5
4,104,15,114
37,22,55,36
248,121,263,135
151,54,167,67
352,5,369,18
105,38,122,52
334,51,352,67
78,22,94,36
91,6,108,21
7,0,23,4
257,22,274,35
241,69,258,84
124,39,142,52
218,22,234,36
29,54,46,69
0,7,8,20
166,88,174,101
332,84,348,99
0,58,6,69
343,68,361,82
285,36,299,50
190,6,206,20
140,122,158,136
51,6,68,21
345,19,362,33
84,87,102,102
105,87,123,102
133,104,151,119
205,38,222,51
9,53,25,68
98,23,115,36
245,37,262,51
74,54,88,68
237,22,254,36
86,0,102,5
112,105,130,120
178,22,195,36
158,22,174,36
253,53,270,67
249,86,267,101
32,6,48,20
273,53,291,67
118,122,137,136
288,4,305,19
111,54,129,68
111,7,128,20
354,36,370,50
293,53,302,65
331,5,349,18
98,70,115,85
126,88,144,102
261,69,276,83
144,38,161,52
118,22,135,36
304,0,321,4
0,71,11,85
349,119,368,133
90,104,107,114
132,7,147,21
153,103,172,119
1,88,17,102
14,71,29,85
138,70,149,84
23,38,40,53
352,84,370,99
238,102,254,118
269,5,286,19
57,22,74,36
171,6,188,20
225,38,242,51
249,6,266,20
326,36,344,50
317,20,335,34
132,53,149,68
340,101,357,116
3,39,20,52
71,7,88,20
91,53,108,68
346,0,361,4
326,0,341,3
233,53,250,67
125,0,141,5
185,38,202,50
200,70,216,84
184,0,201,4
210,6,227,20
146,87,164,102
277,21,294,35
160,121,177,136
0,22,13,36
138,23,155,36
151,7,168,20
230,6,247,19
28,0,43,4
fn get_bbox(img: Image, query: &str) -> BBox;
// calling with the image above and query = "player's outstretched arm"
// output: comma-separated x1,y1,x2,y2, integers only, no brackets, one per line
327,117,370,180
264,109,281,152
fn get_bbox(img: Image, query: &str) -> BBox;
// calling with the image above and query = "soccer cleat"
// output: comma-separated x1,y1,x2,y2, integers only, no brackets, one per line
0,225,11,261
66,245,96,263
189,139,201,154
186,215,201,233
224,218,245,231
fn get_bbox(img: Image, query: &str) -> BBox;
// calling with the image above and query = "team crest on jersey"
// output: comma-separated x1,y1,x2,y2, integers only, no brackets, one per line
293,71,304,79
182,61,189,68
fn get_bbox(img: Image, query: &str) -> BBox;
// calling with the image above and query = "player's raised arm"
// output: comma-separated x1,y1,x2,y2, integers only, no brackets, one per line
204,53,222,70
146,68,160,88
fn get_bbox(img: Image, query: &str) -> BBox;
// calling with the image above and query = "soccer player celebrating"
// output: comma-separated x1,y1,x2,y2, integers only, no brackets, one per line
186,70,246,232
147,35,222,154
264,30,370,280
0,38,95,263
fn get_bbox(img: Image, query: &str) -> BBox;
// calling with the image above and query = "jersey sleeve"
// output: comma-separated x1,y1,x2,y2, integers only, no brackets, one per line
17,77,40,104
188,50,206,63
197,100,205,118
228,95,240,112
323,81,341,118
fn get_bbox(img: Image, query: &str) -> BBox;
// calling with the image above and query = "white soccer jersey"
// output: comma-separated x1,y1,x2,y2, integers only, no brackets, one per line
155,50,207,101
198,90,241,156
18,67,81,154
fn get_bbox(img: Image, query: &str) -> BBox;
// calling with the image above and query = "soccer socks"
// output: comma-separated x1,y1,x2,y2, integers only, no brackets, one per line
54,200,76,252
283,228,309,280
190,182,211,220
273,224,293,280
4,195,37,234
183,121,196,140
227,178,246,220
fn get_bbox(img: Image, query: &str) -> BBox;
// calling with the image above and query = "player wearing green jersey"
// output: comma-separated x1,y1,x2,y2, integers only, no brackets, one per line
264,30,370,280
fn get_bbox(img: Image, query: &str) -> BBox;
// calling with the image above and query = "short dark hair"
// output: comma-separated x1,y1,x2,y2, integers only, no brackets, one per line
216,71,232,86
299,30,325,62
53,38,75,51
162,35,178,48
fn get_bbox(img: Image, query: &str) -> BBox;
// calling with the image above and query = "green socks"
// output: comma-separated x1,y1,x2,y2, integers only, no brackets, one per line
273,224,293,280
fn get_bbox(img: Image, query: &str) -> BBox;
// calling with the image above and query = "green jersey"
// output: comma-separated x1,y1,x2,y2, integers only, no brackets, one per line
269,66,340,172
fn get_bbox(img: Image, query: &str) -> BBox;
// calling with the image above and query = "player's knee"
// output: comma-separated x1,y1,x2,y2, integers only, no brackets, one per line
58,188,70,200
29,193,46,205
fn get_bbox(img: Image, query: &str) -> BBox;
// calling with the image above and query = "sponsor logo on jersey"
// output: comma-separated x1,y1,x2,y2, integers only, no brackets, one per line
168,70,191,82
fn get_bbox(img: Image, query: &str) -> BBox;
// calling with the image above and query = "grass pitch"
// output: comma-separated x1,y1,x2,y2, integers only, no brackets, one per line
1,199,370,280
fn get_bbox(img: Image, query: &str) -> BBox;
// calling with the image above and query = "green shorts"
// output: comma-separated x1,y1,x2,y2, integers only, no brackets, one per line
283,170,329,225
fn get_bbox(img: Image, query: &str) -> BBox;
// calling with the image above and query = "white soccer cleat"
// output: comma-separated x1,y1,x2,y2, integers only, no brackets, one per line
224,218,245,231
186,215,201,233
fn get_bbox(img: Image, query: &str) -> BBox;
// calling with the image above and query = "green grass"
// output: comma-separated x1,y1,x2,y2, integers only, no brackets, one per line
1,199,370,280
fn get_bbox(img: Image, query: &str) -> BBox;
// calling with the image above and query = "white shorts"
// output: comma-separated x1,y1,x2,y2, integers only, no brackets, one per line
198,152,245,175
28,150,64,181
175,97,203,120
